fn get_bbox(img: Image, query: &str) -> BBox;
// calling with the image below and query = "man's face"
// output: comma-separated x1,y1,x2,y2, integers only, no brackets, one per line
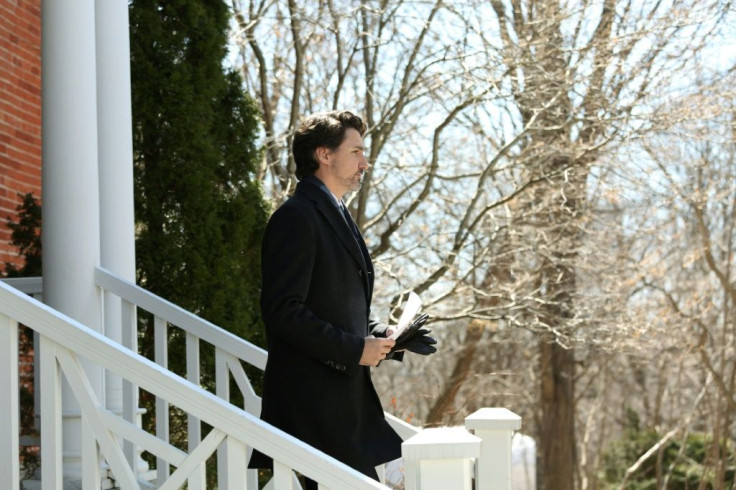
321,128,369,198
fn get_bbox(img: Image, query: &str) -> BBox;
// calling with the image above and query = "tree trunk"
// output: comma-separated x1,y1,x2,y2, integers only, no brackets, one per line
539,339,577,490
425,321,484,427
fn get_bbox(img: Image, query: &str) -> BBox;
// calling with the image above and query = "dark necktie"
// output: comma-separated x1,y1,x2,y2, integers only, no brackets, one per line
340,204,361,240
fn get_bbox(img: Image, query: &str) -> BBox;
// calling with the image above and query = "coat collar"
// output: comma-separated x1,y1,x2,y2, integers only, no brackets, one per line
296,177,374,293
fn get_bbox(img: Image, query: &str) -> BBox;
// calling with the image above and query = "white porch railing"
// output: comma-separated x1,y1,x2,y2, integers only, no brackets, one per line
1,270,522,489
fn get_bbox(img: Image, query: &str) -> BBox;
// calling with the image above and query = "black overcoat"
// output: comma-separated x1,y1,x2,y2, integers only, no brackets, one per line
248,177,402,478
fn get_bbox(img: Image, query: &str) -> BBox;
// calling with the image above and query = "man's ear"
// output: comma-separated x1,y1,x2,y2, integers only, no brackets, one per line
315,146,331,165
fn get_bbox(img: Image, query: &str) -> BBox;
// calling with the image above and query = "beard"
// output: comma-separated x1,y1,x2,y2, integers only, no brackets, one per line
343,172,364,192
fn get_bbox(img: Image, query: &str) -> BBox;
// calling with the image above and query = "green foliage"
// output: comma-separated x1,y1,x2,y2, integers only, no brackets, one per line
3,192,42,277
600,409,736,489
129,0,269,474
130,0,268,347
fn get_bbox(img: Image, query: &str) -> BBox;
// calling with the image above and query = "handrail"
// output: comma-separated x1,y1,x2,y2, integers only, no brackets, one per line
94,267,268,371
0,276,42,295
3,274,524,489
0,279,389,489
93,266,420,439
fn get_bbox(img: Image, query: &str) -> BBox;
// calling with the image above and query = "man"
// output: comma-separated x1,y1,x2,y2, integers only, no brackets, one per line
248,111,431,486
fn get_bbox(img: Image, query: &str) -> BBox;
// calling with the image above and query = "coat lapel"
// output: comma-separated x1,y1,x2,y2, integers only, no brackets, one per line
297,181,366,265
297,180,373,297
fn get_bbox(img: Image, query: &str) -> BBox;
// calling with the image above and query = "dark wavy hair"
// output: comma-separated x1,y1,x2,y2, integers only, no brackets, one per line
292,111,367,180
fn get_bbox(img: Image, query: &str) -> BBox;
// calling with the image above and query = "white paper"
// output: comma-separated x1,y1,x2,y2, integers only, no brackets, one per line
388,291,421,340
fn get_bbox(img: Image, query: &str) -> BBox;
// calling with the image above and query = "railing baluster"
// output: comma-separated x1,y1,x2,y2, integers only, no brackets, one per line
186,331,201,444
216,348,230,489
32,330,41,434
273,460,297,489
82,422,101,490
215,348,229,402
220,351,260,488
39,335,63,490
0,313,20,490
186,331,206,490
221,435,249,489
154,315,170,484
121,298,138,469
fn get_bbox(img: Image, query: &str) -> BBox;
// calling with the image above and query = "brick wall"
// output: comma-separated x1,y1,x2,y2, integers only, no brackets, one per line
0,0,42,271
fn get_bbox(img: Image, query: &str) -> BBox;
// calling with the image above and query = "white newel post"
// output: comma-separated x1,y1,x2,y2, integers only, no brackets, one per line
465,408,522,490
95,0,144,477
402,427,481,490
42,0,103,484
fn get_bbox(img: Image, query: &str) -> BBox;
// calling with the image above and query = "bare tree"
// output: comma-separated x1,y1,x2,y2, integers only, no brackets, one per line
625,77,736,487
228,1,733,488
452,2,731,488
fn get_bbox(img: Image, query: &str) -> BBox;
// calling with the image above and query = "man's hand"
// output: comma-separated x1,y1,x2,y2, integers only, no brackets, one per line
360,336,396,367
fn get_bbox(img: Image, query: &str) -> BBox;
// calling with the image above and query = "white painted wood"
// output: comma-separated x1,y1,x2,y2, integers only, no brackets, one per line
95,267,268,370
221,436,248,490
42,0,104,481
402,427,481,490
122,298,138,469
39,336,63,490
245,448,260,490
216,350,231,489
2,281,388,489
96,0,137,452
273,461,296,490
263,472,302,490
215,352,258,489
154,315,170,485
0,313,20,490
216,350,230,403
95,267,413,445
0,278,520,490
185,332,206,490
33,330,40,432
98,409,187,466
465,407,522,431
188,467,207,490
157,429,224,490
56,348,139,489
465,408,522,490
95,0,136,298
225,352,261,415
402,427,480,460
186,331,202,450
82,422,101,490
1,278,43,433
384,412,421,441
403,460,419,490
375,464,385,486
0,277,43,294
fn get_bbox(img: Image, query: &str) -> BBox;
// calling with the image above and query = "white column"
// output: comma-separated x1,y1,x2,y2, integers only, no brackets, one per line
42,0,103,482
465,408,522,490
94,0,141,473
402,427,480,490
